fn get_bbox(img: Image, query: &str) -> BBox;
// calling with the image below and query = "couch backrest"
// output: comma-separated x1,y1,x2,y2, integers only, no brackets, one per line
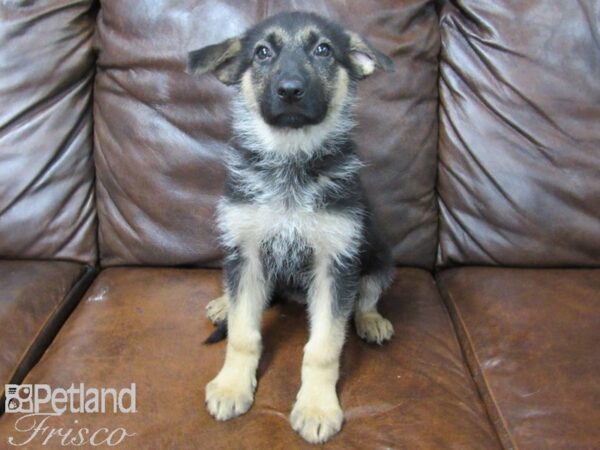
0,0,97,265
92,0,441,269
437,0,600,267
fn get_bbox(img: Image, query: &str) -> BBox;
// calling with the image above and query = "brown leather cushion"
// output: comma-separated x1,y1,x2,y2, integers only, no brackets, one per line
0,268,500,448
0,0,97,263
0,260,94,401
93,0,440,269
437,267,600,449
437,1,600,267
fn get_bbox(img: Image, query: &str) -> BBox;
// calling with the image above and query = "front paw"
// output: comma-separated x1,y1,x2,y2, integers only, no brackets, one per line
290,400,343,444
205,374,256,420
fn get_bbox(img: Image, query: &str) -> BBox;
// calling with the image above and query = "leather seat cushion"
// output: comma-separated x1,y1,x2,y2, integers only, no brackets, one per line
437,267,600,449
0,260,93,401
0,267,500,448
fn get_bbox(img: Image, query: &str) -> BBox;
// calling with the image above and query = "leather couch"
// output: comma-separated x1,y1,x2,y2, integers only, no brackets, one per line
0,1,598,448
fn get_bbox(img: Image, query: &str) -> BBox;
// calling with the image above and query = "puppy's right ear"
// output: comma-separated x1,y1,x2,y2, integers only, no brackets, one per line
187,37,245,85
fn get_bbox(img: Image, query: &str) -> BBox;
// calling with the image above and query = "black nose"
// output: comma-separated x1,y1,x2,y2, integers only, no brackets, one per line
276,78,305,103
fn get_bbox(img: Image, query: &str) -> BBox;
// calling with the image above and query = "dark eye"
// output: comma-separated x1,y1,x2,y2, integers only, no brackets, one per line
255,46,272,60
314,43,332,57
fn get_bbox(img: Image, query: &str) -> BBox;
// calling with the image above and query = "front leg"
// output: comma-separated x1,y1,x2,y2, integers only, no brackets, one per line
290,255,357,444
205,248,270,420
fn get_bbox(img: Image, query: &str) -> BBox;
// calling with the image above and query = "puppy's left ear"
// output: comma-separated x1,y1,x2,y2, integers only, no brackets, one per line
186,36,245,85
347,32,395,79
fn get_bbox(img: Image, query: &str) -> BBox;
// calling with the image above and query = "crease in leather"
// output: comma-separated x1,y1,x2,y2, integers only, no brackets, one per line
456,40,566,163
5,2,81,26
438,92,552,259
445,0,493,35
0,75,93,216
438,117,560,268
0,0,97,263
93,81,223,266
437,1,600,267
441,48,559,224
102,69,196,144
447,14,572,144
0,265,97,410
437,273,516,450
52,178,97,258
437,192,501,266
93,140,146,264
430,274,508,446
440,89,517,210
0,59,93,139
15,94,93,229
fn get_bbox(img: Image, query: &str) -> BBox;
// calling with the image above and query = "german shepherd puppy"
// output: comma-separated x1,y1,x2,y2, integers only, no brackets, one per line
187,11,395,444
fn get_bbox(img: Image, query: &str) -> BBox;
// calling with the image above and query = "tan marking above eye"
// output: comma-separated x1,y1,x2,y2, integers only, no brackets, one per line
297,27,320,45
262,27,289,46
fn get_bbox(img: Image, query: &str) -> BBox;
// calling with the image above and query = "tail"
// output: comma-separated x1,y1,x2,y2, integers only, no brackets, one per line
204,321,228,344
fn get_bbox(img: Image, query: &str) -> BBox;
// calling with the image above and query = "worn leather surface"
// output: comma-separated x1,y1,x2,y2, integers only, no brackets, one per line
0,260,86,400
437,1,600,267
438,267,600,450
93,0,440,268
0,0,97,264
0,268,501,449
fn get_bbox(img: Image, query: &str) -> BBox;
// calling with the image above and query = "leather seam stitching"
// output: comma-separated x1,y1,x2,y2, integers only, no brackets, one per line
437,273,517,450
2,266,96,400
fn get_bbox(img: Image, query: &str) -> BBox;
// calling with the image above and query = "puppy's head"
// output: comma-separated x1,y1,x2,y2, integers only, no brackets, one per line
187,12,394,130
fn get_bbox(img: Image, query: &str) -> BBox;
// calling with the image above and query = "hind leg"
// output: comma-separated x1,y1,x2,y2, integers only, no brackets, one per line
354,272,394,345
207,294,229,324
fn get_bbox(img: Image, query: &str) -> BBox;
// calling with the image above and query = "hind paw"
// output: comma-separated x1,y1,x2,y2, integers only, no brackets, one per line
354,311,394,345
206,295,229,324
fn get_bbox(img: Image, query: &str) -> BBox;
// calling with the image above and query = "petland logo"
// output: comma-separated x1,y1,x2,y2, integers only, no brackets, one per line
5,384,136,447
